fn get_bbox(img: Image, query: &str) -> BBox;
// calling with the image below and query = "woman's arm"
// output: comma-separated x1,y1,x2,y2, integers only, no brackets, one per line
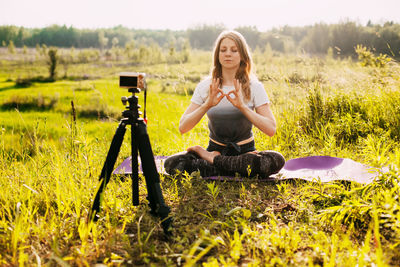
179,78,224,134
226,79,277,137
239,103,276,137
179,102,208,134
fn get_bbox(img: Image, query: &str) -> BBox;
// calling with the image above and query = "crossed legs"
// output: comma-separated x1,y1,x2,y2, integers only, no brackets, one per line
186,145,221,163
164,146,285,178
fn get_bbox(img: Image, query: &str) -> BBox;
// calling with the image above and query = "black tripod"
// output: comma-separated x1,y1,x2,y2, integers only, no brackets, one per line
88,87,172,235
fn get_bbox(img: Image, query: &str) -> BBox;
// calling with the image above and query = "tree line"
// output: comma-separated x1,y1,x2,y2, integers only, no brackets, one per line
1,21,400,57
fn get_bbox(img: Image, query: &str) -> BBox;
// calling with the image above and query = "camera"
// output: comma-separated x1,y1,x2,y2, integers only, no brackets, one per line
119,72,146,89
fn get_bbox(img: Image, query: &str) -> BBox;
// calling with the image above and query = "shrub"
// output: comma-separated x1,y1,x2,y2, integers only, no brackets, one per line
355,45,391,68
286,72,308,84
77,104,120,120
15,78,32,88
8,40,15,54
1,94,59,111
14,76,56,87
300,86,371,144
77,49,100,63
370,90,400,141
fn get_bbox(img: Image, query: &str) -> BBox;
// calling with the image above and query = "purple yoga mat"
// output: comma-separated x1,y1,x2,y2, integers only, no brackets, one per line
272,156,382,184
113,155,169,175
113,155,384,184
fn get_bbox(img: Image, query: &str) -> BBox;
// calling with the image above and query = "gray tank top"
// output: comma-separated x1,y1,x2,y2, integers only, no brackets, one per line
207,86,253,143
191,77,270,144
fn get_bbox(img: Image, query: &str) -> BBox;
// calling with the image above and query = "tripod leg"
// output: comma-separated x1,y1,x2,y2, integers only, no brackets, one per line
131,123,139,206
135,121,172,233
89,121,127,221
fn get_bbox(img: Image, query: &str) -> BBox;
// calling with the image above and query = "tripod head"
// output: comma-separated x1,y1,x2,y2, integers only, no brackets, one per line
120,73,148,122
128,87,141,94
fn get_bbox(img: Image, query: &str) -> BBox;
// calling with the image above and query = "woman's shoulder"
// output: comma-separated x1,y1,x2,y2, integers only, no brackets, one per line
194,76,212,94
249,75,264,90
249,75,269,105
191,76,211,102
197,76,212,87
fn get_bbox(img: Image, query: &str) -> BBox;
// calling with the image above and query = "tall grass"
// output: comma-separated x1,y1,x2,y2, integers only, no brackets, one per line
0,49,399,265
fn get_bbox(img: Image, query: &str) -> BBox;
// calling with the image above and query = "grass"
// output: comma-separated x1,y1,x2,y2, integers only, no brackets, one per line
0,48,399,266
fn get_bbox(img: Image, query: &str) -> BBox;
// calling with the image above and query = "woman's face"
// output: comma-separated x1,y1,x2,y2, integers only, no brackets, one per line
218,38,241,70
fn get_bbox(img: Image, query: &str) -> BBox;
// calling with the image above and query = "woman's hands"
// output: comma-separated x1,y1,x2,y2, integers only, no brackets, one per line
179,78,276,137
225,79,246,110
204,78,225,108
205,78,246,110
179,78,224,134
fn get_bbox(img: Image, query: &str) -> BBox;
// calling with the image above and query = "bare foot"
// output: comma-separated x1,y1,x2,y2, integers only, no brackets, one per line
187,146,221,163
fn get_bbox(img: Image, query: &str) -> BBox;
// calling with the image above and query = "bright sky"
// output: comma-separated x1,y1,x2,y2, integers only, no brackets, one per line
1,0,399,30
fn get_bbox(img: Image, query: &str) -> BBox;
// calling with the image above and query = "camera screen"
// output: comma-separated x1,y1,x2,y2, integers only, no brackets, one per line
120,75,138,88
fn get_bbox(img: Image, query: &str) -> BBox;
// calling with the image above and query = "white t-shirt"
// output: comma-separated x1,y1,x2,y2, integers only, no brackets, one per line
191,76,270,144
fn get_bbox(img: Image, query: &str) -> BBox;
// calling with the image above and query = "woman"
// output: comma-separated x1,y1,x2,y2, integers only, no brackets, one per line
164,30,285,178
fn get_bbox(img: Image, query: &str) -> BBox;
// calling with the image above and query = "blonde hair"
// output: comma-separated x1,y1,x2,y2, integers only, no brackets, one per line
212,30,253,101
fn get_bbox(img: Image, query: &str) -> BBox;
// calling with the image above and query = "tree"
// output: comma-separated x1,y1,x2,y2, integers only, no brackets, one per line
234,26,260,49
16,27,25,47
0,26,18,47
300,23,332,54
180,39,191,63
187,24,226,50
47,47,58,80
111,37,119,47
98,31,108,51
331,21,361,56
8,40,15,54
260,32,285,53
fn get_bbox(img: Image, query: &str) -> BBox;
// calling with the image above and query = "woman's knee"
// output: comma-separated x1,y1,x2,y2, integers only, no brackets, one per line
258,150,286,173
164,151,199,174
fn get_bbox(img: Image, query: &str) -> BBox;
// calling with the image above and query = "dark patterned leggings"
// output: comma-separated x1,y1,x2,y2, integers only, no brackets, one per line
164,150,285,178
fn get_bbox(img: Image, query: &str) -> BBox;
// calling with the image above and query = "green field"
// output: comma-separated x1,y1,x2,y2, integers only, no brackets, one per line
0,48,399,266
